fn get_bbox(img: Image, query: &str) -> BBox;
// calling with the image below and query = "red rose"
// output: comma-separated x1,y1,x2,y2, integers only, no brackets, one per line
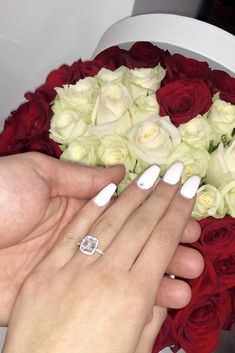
25,132,62,157
170,291,232,353
164,54,213,87
194,217,235,259
156,79,212,126
213,255,235,291
126,42,170,68
212,70,235,104
82,46,125,77
25,61,82,103
0,99,52,156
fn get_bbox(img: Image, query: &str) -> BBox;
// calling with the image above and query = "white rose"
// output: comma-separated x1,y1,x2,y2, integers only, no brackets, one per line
220,180,235,217
192,184,225,220
125,65,166,100
60,136,100,165
89,83,132,137
50,110,87,144
96,66,127,85
127,115,181,166
207,98,235,139
129,94,160,125
52,77,98,124
97,135,137,172
178,114,216,150
206,141,235,188
166,142,210,183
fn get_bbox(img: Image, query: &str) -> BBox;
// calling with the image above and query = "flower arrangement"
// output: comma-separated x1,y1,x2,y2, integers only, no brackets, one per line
0,42,235,353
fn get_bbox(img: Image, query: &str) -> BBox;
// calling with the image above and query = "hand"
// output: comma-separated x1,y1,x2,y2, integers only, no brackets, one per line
3,164,201,353
0,152,124,325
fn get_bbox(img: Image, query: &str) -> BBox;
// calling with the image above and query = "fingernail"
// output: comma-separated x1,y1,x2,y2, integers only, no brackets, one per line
137,165,160,190
93,183,117,207
180,175,201,199
163,162,184,185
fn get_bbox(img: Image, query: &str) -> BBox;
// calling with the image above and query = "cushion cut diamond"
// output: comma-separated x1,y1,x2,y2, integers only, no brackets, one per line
79,235,99,255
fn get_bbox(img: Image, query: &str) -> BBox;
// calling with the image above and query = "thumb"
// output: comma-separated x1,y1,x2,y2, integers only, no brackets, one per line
37,154,125,198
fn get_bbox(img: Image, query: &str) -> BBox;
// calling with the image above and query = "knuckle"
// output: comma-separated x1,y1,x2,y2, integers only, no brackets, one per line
94,216,117,235
61,230,78,246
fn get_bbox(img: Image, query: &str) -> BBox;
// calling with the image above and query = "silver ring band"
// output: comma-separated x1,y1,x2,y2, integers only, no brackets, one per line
77,235,104,256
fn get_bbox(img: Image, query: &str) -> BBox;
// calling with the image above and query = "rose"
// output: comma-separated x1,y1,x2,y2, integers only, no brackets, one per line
129,94,160,125
165,54,212,86
96,66,127,85
52,77,98,123
60,136,99,165
170,290,232,353
212,70,235,104
220,180,235,217
194,217,235,259
192,184,225,220
127,115,181,167
89,83,132,137
49,110,87,144
206,141,235,188
207,97,235,139
156,79,212,126
166,142,210,183
125,65,165,100
4,99,52,138
87,46,126,76
213,255,235,290
24,132,62,157
126,41,170,68
0,99,53,156
178,114,216,150
25,61,82,103
97,135,137,173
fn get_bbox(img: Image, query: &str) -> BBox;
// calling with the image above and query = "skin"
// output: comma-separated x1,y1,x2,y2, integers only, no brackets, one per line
0,152,203,328
3,163,200,353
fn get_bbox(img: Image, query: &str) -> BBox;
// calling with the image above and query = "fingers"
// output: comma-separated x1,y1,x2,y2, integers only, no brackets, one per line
166,246,204,279
155,277,192,309
28,152,125,198
180,218,201,243
72,165,162,265
105,163,184,269
132,175,200,291
134,306,167,353
38,183,117,270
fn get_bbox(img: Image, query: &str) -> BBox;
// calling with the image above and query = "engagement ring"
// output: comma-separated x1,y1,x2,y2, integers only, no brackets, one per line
78,235,104,256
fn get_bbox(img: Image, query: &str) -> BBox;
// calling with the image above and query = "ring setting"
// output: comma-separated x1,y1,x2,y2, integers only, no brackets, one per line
78,235,104,256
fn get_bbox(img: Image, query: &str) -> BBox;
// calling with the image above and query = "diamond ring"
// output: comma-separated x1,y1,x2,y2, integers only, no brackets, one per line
77,235,104,256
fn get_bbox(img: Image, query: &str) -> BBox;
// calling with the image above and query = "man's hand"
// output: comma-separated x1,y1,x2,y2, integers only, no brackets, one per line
0,152,125,325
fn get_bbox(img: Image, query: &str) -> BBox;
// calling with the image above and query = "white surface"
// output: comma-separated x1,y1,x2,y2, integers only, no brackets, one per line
0,0,135,126
94,14,235,75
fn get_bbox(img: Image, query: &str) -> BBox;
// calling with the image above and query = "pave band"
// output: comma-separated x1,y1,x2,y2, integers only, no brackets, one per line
78,235,104,256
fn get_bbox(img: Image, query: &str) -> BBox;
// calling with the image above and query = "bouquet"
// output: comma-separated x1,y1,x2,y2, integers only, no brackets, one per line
0,42,235,353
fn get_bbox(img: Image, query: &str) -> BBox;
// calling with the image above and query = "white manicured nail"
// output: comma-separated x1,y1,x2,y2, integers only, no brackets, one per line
137,165,160,190
180,176,201,199
93,183,117,207
163,162,184,185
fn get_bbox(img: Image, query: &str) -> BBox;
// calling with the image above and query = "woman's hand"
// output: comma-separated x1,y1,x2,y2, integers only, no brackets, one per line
0,152,124,324
3,163,201,353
